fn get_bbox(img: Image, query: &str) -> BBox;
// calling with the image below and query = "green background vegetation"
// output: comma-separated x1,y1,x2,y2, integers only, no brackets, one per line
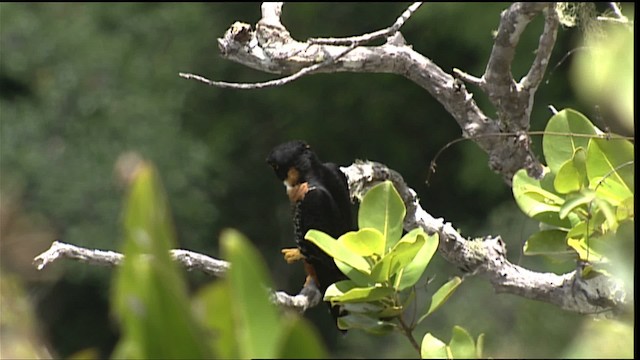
0,3,633,358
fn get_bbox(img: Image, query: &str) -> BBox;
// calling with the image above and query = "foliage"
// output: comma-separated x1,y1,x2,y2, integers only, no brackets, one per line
512,108,634,274
112,160,327,359
306,181,482,358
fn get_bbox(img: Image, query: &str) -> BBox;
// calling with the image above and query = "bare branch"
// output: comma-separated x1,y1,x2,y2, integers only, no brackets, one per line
33,240,320,311
341,161,628,317
309,2,422,45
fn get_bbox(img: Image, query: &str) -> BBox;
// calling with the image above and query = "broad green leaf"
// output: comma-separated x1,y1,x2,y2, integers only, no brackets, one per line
335,259,373,287
337,313,396,335
593,197,618,231
543,109,598,175
421,333,450,359
513,169,572,227
558,146,589,194
616,196,634,221
112,163,210,359
324,280,394,303
567,236,606,263
523,230,571,256
277,316,328,359
358,181,406,250
396,230,439,291
559,190,594,219
193,282,238,359
449,326,476,359
305,230,370,273
222,229,283,359
339,228,385,257
587,138,634,202
418,276,462,324
370,235,425,283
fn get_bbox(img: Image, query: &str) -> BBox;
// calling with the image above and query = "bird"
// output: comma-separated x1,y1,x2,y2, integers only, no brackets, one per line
266,140,354,328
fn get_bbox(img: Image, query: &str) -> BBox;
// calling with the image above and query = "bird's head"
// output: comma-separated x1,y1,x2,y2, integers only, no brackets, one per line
266,140,315,187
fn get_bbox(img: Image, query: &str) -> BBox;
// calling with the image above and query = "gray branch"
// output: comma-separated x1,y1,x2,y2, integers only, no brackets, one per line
180,2,564,184
340,161,628,317
33,240,320,312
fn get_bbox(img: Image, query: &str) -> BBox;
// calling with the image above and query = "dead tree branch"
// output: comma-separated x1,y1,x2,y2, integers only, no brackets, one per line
181,2,560,184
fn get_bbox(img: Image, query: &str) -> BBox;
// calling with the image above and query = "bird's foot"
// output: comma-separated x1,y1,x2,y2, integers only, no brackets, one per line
281,247,305,263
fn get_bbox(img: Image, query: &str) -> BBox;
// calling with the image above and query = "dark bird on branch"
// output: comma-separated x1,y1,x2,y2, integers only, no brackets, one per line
266,140,354,330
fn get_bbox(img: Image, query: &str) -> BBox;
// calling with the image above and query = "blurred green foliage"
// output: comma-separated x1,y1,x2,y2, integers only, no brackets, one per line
0,2,633,359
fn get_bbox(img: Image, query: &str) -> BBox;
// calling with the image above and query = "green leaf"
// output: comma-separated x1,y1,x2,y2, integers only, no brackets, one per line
523,230,571,256
324,280,394,303
337,313,396,335
449,326,476,359
305,230,370,273
221,229,283,359
341,302,385,314
370,235,425,283
512,169,572,228
277,316,328,359
566,234,606,263
616,196,634,221
587,138,634,203
396,230,439,291
553,147,587,194
340,228,385,257
358,181,406,250
559,190,595,219
543,109,598,175
192,282,238,359
112,163,210,359
421,333,450,359
418,276,462,324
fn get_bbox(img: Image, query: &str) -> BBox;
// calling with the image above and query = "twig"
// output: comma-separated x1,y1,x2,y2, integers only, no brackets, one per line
397,316,421,357
309,2,423,45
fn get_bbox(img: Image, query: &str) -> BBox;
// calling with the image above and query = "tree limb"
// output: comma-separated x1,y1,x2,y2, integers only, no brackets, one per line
181,2,561,184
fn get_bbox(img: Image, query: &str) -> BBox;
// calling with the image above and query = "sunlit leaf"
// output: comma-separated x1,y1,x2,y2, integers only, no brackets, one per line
421,333,449,359
335,259,373,287
476,333,485,359
358,181,406,250
305,230,370,273
324,280,394,303
396,230,438,291
587,138,634,203
370,235,424,283
559,190,594,219
339,228,385,257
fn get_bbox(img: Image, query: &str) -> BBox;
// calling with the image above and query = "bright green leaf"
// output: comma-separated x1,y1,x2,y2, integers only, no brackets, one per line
559,190,594,219
339,228,385,257
587,138,634,203
616,196,634,221
554,158,583,194
449,326,476,359
476,333,485,359
222,229,283,359
324,281,394,303
543,109,598,175
370,235,425,283
513,169,572,227
305,230,370,273
421,333,449,359
418,277,462,324
567,236,606,263
358,181,406,250
396,230,439,291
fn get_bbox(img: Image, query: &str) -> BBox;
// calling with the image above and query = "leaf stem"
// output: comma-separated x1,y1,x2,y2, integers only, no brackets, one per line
397,316,421,357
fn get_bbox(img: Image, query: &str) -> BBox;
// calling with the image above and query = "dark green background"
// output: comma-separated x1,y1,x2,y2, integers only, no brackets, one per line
0,2,629,358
